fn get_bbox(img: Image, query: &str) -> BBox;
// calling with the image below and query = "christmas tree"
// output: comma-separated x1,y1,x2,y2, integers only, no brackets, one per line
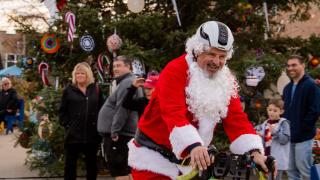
10,0,320,175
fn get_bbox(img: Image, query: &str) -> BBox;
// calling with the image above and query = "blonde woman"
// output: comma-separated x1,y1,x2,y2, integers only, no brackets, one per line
59,62,103,180
0,77,18,133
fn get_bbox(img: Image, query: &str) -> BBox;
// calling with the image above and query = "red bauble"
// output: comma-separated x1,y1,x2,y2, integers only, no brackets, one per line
254,101,262,109
310,57,320,68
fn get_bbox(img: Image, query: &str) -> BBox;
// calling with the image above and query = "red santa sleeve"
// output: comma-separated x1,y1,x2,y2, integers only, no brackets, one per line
158,58,203,159
223,96,264,154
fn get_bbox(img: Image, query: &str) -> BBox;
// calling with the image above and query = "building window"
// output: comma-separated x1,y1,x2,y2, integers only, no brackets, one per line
5,53,21,68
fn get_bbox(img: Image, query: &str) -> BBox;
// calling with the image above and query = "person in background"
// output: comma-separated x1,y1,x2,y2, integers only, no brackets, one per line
0,77,18,133
122,75,159,117
15,95,25,129
255,98,290,180
282,55,320,180
59,62,103,180
97,56,143,180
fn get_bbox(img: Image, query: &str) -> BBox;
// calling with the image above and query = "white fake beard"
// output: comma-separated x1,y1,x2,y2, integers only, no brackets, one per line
185,61,238,146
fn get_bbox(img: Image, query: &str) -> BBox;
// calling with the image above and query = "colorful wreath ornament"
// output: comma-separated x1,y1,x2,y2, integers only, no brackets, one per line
80,35,95,52
40,34,60,54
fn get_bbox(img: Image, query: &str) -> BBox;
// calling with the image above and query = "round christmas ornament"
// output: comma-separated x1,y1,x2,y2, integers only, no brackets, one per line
38,114,52,140
245,66,265,86
18,131,32,148
127,0,145,13
22,57,34,68
56,0,67,11
106,32,123,54
254,100,262,109
80,35,95,52
132,59,145,77
245,75,259,87
310,57,320,68
40,34,60,54
246,66,265,82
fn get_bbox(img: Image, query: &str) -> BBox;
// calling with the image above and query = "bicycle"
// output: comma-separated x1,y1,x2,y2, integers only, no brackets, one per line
177,145,275,180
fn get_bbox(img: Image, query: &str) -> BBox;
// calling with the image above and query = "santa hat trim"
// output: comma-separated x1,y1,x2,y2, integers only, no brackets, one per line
128,139,179,179
229,134,264,155
169,124,204,159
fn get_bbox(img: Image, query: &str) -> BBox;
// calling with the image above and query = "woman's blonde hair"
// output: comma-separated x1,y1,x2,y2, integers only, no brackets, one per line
71,62,95,86
1,77,12,88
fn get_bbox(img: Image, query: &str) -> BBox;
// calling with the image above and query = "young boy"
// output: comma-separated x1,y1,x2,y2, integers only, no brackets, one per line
255,98,290,180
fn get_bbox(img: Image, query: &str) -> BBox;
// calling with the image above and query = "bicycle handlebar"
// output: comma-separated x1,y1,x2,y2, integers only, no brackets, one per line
177,145,276,180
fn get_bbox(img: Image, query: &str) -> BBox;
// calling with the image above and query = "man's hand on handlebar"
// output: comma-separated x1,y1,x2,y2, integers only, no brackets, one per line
190,146,211,171
251,151,278,179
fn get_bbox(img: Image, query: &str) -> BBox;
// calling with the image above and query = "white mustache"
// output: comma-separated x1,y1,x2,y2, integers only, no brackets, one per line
207,63,219,69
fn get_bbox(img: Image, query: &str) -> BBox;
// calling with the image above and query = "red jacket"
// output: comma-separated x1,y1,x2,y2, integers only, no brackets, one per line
128,55,263,179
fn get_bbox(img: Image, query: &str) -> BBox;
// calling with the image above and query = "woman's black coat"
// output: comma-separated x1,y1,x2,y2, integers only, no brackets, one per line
0,88,18,116
59,83,103,144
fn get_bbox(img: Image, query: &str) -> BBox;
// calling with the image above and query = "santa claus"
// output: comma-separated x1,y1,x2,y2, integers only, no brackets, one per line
128,21,270,179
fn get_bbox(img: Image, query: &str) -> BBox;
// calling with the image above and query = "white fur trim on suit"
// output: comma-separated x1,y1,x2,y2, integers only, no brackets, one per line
128,140,179,179
229,134,264,155
169,125,204,159
198,117,218,147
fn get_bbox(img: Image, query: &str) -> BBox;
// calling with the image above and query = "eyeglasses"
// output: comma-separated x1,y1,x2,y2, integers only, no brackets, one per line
2,83,9,86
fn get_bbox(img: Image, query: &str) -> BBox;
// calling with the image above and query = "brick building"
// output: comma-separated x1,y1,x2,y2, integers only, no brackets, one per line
0,31,26,69
276,5,320,38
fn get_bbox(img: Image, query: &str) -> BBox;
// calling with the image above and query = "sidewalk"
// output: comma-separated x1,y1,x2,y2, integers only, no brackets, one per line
0,130,113,180
0,130,39,179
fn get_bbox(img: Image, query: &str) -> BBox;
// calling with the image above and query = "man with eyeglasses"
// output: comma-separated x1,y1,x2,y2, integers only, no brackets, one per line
127,21,275,180
283,55,320,180
0,77,18,133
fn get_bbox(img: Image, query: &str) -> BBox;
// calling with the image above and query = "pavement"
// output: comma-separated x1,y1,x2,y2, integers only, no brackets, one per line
0,129,113,180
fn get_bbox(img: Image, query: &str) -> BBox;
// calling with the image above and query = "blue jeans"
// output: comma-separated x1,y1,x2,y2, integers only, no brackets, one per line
288,139,313,180
5,115,16,134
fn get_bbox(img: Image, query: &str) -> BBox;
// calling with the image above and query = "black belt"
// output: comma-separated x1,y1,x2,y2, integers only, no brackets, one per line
135,129,182,164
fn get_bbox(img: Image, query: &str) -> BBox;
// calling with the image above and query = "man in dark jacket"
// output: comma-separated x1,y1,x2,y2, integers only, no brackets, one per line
122,75,159,117
97,56,143,180
282,55,320,180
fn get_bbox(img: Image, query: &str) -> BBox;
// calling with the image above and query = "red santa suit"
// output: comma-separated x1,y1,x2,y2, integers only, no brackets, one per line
128,54,263,179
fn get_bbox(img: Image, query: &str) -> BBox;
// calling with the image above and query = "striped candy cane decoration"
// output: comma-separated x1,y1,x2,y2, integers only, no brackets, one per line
38,62,50,86
97,53,111,83
65,11,76,42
